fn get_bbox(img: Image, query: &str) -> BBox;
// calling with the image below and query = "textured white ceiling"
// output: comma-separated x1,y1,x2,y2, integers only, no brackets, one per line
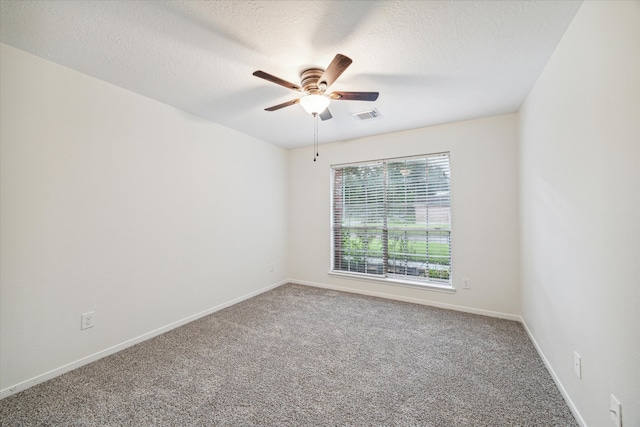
0,0,582,149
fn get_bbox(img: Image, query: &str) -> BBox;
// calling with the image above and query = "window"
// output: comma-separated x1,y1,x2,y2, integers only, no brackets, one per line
331,153,452,288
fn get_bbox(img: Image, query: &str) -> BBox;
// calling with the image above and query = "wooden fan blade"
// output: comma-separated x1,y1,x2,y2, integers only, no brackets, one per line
319,108,333,121
253,70,302,91
329,91,379,101
264,99,300,111
318,54,352,90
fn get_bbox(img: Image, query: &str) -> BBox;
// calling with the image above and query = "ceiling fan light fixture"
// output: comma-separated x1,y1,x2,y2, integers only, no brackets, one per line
299,94,330,116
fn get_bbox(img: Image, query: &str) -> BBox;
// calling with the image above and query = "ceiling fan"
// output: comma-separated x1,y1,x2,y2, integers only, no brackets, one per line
252,54,379,121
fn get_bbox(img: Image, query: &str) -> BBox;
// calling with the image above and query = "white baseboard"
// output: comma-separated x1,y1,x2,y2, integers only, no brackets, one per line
0,279,288,400
2,277,586,427
290,278,521,321
520,318,587,427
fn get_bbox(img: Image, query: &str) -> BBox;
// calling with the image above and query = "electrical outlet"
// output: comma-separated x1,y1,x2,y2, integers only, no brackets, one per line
463,278,470,289
81,311,96,330
573,351,581,379
269,262,275,272
609,394,621,427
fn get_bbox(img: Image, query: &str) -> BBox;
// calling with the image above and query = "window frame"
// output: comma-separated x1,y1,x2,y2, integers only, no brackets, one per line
329,153,454,292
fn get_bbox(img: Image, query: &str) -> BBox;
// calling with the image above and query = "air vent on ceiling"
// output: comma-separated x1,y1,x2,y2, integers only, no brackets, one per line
352,108,381,121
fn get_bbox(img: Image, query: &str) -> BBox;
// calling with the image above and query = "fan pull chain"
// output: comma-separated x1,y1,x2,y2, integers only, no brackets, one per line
313,113,319,162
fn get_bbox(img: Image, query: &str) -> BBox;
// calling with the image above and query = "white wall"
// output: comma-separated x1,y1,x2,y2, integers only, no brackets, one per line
0,43,289,395
518,1,640,426
289,114,520,317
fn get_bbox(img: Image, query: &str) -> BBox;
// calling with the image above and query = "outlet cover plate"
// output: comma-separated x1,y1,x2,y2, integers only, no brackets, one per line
81,311,96,330
573,351,581,379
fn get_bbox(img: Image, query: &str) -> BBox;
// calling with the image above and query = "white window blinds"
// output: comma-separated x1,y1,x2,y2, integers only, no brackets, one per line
331,153,451,285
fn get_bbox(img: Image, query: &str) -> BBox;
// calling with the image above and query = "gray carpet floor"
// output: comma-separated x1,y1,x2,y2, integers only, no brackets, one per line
1,283,577,426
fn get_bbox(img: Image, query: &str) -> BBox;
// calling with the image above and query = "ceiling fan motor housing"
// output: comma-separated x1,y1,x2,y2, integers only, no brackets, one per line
301,68,325,94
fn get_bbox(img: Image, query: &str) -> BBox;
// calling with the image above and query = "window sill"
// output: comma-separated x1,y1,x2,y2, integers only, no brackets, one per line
328,271,456,294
